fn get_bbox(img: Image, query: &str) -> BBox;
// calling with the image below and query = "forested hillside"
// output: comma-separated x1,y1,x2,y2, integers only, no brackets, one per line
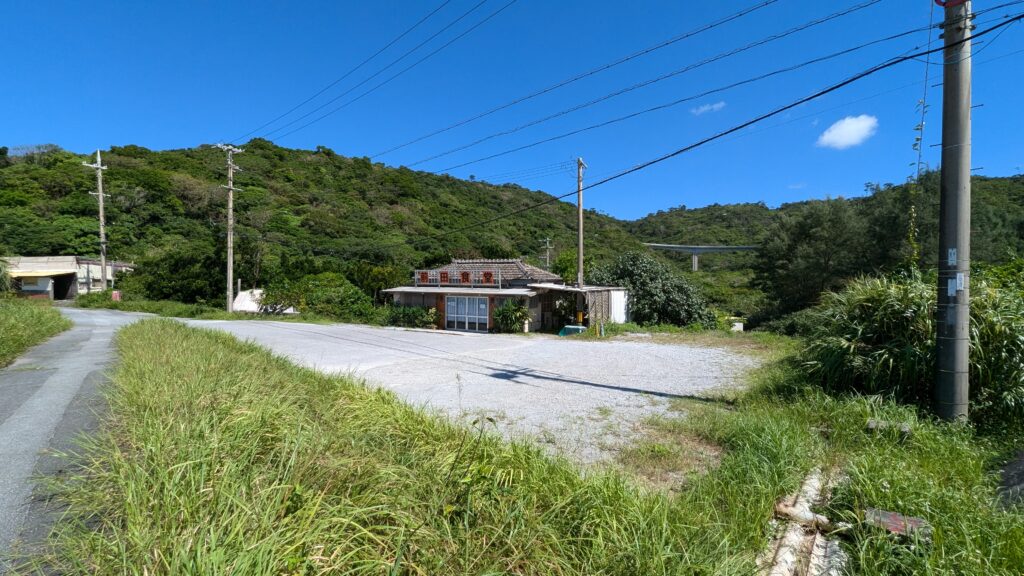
628,172,1024,317
0,141,642,302
1,141,1021,320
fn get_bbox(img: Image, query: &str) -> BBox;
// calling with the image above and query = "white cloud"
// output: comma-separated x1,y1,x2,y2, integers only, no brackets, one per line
816,115,878,149
787,183,806,190
811,118,820,127
690,101,726,116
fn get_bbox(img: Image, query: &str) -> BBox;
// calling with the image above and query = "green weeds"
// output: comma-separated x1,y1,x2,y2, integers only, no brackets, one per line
18,319,1024,574
0,297,70,366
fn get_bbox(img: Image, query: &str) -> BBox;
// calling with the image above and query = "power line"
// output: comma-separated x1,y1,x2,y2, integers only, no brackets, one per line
407,0,887,168
913,0,937,180
436,19,948,173
259,0,492,140
389,16,1022,252
229,0,451,144
268,0,518,141
369,0,782,159
477,159,575,180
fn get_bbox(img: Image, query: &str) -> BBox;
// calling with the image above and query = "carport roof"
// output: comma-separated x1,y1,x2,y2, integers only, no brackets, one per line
527,283,626,293
383,286,537,297
9,269,78,278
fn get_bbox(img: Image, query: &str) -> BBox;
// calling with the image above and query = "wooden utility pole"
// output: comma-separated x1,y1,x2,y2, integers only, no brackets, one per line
576,157,586,287
935,0,972,420
542,237,552,269
82,150,109,290
216,144,244,313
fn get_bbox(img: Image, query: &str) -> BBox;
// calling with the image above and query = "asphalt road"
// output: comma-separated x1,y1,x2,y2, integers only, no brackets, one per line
186,319,760,463
0,308,145,570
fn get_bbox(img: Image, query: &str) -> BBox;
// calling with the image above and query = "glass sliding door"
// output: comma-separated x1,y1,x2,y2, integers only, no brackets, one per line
445,296,488,332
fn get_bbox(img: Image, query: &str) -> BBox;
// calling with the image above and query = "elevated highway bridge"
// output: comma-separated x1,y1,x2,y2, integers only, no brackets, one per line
644,243,758,271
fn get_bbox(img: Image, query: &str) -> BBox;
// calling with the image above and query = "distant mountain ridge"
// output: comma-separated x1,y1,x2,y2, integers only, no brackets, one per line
1,141,1021,309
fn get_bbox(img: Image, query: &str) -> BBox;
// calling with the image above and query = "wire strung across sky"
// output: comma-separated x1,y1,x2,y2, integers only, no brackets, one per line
434,10,1024,173
250,0,492,141
405,0,887,168
477,159,576,180
268,0,519,142
229,1,452,145
374,15,1024,252
368,0,782,159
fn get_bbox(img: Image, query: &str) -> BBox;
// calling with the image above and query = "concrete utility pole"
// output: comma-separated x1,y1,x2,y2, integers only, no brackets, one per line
216,144,244,313
935,0,973,421
542,237,552,270
82,150,109,290
576,157,587,287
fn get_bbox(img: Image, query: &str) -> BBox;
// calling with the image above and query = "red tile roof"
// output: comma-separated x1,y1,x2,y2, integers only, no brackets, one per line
429,259,563,283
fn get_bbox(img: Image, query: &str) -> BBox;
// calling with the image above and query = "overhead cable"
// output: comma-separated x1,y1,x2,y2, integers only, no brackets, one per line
269,0,519,141
369,0,783,158
408,0,888,168
230,1,452,144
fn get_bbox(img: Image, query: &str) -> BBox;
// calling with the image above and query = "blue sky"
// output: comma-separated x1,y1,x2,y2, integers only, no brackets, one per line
3,0,1022,220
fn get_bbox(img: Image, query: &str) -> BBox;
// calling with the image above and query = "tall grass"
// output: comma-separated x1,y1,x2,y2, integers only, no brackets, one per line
730,361,1024,575
0,297,71,366
25,320,815,575
802,273,1024,435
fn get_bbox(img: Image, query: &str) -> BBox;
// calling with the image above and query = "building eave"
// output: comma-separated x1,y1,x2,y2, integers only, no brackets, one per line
383,286,537,297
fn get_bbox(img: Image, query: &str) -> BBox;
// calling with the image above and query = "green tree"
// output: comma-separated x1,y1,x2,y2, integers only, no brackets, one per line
551,249,593,284
262,272,375,321
590,251,715,327
754,199,866,314
133,241,224,303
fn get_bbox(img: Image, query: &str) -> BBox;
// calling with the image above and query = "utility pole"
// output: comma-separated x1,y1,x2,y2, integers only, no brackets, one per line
935,0,972,421
542,237,552,270
576,157,587,287
82,150,109,290
216,144,244,313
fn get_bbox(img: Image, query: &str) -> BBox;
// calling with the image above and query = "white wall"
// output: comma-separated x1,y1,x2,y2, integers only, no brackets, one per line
609,290,628,324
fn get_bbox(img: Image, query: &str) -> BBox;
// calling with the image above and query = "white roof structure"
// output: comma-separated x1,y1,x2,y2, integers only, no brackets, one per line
3,256,79,278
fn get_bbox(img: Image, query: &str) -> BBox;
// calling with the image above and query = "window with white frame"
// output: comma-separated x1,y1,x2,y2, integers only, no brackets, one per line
445,296,488,331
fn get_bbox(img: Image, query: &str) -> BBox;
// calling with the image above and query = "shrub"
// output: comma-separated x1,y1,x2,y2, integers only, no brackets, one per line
261,272,375,322
801,272,1024,434
755,307,820,337
590,251,715,328
493,299,530,333
381,305,437,328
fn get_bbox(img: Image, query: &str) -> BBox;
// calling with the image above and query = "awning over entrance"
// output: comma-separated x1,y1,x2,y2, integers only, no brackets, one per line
383,286,538,297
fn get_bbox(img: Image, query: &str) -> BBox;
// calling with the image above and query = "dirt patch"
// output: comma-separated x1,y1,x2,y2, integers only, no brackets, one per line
615,423,723,492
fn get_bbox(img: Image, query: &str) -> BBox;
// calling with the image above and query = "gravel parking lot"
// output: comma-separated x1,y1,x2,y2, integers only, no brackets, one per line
187,320,760,463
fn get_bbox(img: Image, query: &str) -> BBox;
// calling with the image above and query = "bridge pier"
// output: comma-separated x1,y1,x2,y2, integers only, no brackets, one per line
643,243,758,272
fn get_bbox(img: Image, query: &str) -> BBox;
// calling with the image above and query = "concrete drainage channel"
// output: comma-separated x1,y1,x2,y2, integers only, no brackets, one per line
758,419,935,575
758,468,846,576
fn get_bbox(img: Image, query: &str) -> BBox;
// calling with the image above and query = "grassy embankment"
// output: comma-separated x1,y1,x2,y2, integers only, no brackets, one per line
0,298,71,367
74,291,334,323
20,320,1024,574
619,342,1024,574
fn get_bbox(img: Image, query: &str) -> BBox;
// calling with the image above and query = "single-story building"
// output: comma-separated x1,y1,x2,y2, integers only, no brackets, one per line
383,259,628,332
3,256,134,299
